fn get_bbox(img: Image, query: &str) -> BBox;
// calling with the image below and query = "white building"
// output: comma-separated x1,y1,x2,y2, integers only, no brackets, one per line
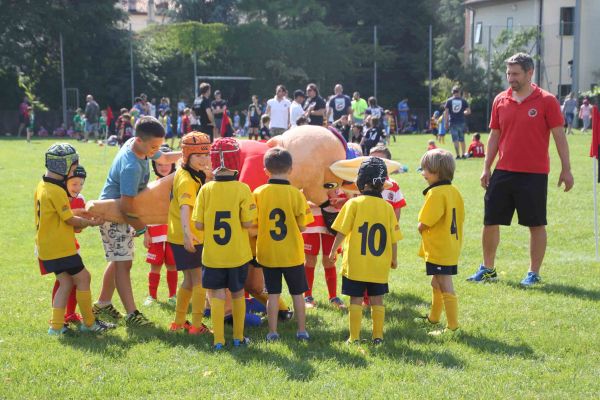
119,0,172,32
464,0,600,96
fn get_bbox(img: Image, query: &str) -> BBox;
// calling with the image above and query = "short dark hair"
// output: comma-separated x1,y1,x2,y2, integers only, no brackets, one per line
505,52,534,72
368,96,377,106
370,116,380,126
264,147,292,174
134,97,142,103
293,89,305,99
369,145,392,159
199,82,211,95
474,133,481,141
135,116,165,139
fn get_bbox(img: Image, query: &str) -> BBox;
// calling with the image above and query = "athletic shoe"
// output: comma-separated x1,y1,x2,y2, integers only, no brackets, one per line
214,343,224,350
48,326,71,336
296,331,310,341
169,320,192,332
466,265,497,282
266,332,280,342
166,296,177,307
428,327,460,337
304,296,317,309
345,339,360,345
520,272,542,287
92,303,123,320
233,337,250,347
188,323,210,335
372,338,384,345
125,310,153,327
277,309,294,321
79,319,115,333
64,313,83,325
414,315,440,326
143,296,157,307
329,297,347,310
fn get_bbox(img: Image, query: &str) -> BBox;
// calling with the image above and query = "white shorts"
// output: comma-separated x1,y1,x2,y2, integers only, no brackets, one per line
100,221,135,262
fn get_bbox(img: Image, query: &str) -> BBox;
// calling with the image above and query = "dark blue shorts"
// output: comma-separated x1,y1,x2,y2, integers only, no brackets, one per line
169,243,203,271
426,262,457,276
263,265,308,295
39,254,85,276
341,276,388,297
202,264,248,292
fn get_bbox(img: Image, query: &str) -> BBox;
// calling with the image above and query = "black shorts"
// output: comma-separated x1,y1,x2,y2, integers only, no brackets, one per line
170,243,203,271
484,169,548,227
426,262,457,276
263,265,308,295
198,125,214,141
202,264,248,292
249,120,259,129
341,276,388,297
39,254,85,276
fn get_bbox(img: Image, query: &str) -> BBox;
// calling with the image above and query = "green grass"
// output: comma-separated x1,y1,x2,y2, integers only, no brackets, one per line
1,132,598,399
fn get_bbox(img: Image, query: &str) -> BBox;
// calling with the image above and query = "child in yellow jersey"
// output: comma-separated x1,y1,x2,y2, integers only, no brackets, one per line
328,157,402,344
192,138,257,349
168,132,212,335
417,148,464,334
253,147,312,341
36,144,114,335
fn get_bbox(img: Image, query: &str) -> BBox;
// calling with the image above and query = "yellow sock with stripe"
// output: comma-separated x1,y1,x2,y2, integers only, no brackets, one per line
191,285,206,328
429,287,443,323
210,298,226,345
232,297,246,341
76,290,95,327
349,304,362,341
442,292,459,330
371,305,385,340
174,287,192,326
51,308,65,331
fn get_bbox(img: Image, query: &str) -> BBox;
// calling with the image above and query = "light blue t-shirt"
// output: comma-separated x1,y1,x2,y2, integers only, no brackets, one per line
99,138,162,200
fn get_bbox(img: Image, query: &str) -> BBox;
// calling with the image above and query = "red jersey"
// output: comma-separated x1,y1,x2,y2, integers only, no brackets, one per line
148,224,168,243
468,141,485,158
489,84,563,174
182,115,192,134
382,178,407,210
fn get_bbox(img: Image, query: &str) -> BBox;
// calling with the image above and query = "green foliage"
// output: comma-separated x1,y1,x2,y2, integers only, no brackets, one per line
427,76,460,109
434,0,465,78
17,73,48,112
170,0,239,24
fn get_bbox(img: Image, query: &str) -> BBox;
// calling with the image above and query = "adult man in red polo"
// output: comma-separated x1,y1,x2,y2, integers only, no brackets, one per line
467,53,574,286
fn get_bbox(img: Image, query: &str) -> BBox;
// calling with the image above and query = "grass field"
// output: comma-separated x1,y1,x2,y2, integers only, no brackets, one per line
0,132,598,399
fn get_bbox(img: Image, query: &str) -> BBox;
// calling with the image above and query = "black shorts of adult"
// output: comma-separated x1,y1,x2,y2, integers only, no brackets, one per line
190,123,201,131
341,276,388,297
426,262,457,276
170,243,203,271
40,254,85,276
198,125,214,141
484,169,548,227
249,121,260,129
262,265,309,295
202,263,249,292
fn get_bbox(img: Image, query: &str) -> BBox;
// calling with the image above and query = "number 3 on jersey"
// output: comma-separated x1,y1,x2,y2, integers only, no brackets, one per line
269,208,287,241
213,211,232,245
358,222,387,256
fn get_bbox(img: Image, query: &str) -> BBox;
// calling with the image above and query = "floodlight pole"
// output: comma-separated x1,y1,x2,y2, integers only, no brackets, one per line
193,51,198,99
130,23,135,106
428,24,433,121
373,25,378,100
60,33,67,128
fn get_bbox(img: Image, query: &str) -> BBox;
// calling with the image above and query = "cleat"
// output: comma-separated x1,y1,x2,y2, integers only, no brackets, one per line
188,323,211,335
304,296,317,309
214,343,224,350
169,320,192,331
296,331,310,341
92,303,123,320
166,296,177,307
414,315,440,326
48,326,71,336
233,337,250,347
125,310,153,327
372,338,384,345
266,332,280,342
79,319,114,333
466,265,497,282
143,296,157,307
428,327,460,337
520,272,542,287
329,297,347,310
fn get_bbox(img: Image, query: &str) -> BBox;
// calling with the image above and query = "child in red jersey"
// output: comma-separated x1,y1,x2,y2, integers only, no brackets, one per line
467,133,485,158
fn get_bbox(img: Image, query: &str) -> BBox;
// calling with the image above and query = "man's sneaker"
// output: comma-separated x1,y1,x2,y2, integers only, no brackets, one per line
304,296,317,309
266,332,280,342
466,265,497,282
233,337,250,347
166,296,177,307
92,303,123,320
520,272,542,287
329,297,347,310
188,323,211,335
373,338,384,345
296,331,310,341
48,326,71,336
278,309,294,321
169,320,192,332
414,315,440,326
64,313,83,325
143,296,157,307
125,310,153,327
79,319,115,333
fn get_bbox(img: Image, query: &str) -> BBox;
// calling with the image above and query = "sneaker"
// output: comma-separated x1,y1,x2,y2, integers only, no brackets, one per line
79,319,115,333
214,343,224,350
169,320,192,332
93,303,124,320
373,338,384,345
266,332,280,342
304,296,317,309
466,265,497,282
296,331,310,341
125,310,153,327
48,326,71,336
233,337,250,347
428,327,460,336
329,297,347,310
143,296,157,307
345,338,360,345
64,313,83,325
277,309,294,321
189,323,211,335
520,271,542,287
414,315,440,326
166,296,177,307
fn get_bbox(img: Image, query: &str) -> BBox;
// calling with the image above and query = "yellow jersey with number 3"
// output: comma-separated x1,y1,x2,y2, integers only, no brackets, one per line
418,182,464,266
192,178,256,268
167,168,204,245
332,194,402,284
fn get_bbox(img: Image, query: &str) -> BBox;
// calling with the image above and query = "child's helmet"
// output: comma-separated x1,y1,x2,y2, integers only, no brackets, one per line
69,165,87,180
152,143,177,177
45,143,79,177
210,137,240,174
356,156,387,191
181,132,211,165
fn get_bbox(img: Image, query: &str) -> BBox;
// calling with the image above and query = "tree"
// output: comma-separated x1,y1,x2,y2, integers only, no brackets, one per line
170,0,239,24
434,0,465,78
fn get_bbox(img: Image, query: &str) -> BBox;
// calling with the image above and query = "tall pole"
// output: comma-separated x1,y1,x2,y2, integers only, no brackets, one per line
428,24,433,121
485,25,492,129
60,33,67,128
572,0,581,97
558,29,563,95
129,23,135,105
193,51,198,99
373,25,378,99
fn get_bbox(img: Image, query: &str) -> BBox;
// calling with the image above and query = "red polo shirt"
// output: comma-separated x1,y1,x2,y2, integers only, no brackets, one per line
489,84,563,174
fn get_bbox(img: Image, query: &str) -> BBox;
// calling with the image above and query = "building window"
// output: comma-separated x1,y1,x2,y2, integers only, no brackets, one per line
475,22,483,44
507,17,513,31
560,7,574,36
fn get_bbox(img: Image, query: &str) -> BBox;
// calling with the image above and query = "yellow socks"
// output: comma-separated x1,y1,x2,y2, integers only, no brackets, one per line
76,290,95,327
349,304,362,341
232,297,246,341
371,305,385,340
51,307,65,331
429,287,444,324
211,298,225,345
174,287,192,326
442,292,459,330
191,285,206,328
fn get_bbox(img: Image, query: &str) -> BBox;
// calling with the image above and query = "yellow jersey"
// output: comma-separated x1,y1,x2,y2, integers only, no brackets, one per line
332,194,402,284
167,167,204,245
418,181,464,266
34,178,77,260
253,179,313,267
192,177,256,268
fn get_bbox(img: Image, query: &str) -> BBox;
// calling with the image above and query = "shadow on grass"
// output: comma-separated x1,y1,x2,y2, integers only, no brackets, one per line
504,281,600,301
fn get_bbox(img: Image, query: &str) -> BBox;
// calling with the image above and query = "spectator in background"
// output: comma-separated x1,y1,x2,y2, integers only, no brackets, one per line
365,97,384,129
444,86,471,159
351,92,368,124
158,97,170,115
327,84,352,124
17,96,30,138
211,90,227,131
84,94,100,142
289,90,305,128
562,92,577,135
304,83,326,126
397,98,409,131
579,98,592,132
193,82,216,140
177,98,186,113
248,95,262,140
149,98,157,118
266,85,291,136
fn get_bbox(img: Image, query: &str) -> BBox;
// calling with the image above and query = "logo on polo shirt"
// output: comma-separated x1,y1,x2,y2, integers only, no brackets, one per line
528,108,538,117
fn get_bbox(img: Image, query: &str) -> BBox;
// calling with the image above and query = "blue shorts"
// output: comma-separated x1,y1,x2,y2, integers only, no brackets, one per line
262,265,308,295
202,264,248,292
341,276,388,297
450,122,465,142
565,112,575,126
169,243,203,271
